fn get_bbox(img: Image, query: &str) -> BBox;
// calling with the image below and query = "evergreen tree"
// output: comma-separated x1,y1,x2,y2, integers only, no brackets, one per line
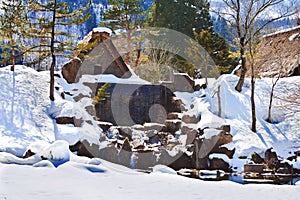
193,30,237,74
28,0,91,101
101,0,151,66
0,0,29,71
153,0,213,38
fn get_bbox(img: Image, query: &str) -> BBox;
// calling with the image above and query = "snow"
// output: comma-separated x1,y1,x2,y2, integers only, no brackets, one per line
289,32,300,41
1,64,300,199
263,25,300,38
93,27,112,35
210,74,300,159
1,160,300,200
152,165,177,175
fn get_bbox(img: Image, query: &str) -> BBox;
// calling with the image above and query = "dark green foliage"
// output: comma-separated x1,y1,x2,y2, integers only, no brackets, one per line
0,0,29,70
153,0,213,38
194,30,237,74
27,0,91,100
102,0,149,30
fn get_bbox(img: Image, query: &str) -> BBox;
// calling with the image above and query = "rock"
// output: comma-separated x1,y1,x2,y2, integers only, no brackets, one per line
135,151,157,170
194,84,201,91
287,155,297,161
121,138,132,152
62,57,82,83
169,153,193,170
98,123,112,132
181,126,198,145
251,152,265,164
218,125,231,133
117,127,133,140
69,140,96,158
158,149,182,167
192,139,209,170
143,123,166,132
85,105,96,117
164,120,181,133
55,117,74,125
215,131,233,146
118,138,132,168
182,114,200,124
167,112,180,120
212,147,235,159
209,158,231,172
99,145,119,164
23,149,36,158
265,147,279,169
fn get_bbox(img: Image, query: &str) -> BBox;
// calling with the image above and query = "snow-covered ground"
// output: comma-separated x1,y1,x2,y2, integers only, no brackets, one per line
1,157,300,200
209,75,300,160
0,65,300,199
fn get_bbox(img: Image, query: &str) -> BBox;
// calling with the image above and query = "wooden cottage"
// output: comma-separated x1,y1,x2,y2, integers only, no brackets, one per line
255,25,300,78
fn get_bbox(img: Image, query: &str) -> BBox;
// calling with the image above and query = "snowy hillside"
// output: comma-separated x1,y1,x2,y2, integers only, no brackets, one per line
0,65,300,199
0,65,103,157
210,75,300,161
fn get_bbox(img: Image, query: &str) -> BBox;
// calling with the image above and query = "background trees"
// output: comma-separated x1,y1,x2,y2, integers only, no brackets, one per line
213,0,298,132
101,0,150,66
153,0,213,38
27,0,91,100
0,0,30,71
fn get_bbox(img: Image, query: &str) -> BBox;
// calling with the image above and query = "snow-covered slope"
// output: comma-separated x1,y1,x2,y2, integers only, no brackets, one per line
210,75,300,159
0,66,55,156
0,65,103,157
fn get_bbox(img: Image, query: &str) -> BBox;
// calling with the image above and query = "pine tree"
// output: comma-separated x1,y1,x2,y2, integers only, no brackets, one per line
153,0,213,38
27,0,91,101
101,0,151,66
0,0,30,71
193,30,236,74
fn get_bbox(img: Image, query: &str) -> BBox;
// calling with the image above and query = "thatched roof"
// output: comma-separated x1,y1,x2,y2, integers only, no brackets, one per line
255,25,300,78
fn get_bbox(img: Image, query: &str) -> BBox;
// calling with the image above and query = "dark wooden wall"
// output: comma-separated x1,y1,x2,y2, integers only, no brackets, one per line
95,83,181,126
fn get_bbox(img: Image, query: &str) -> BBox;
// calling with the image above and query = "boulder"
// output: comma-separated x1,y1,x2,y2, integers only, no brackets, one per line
169,153,193,170
212,147,235,159
218,125,231,133
164,120,181,133
265,148,279,169
209,158,231,172
167,112,180,120
192,139,209,170
69,140,96,158
55,117,74,125
215,131,233,146
61,58,82,83
182,114,200,124
251,152,265,164
181,126,198,145
23,149,36,159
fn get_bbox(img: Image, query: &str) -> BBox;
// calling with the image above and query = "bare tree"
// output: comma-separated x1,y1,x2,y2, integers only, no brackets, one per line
136,41,179,83
212,0,298,92
266,45,285,122
212,0,298,132
275,83,300,114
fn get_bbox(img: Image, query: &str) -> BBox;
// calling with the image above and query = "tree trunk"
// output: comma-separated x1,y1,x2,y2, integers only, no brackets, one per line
9,32,15,71
49,0,57,101
251,75,256,132
250,45,256,132
235,41,247,92
267,76,280,122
